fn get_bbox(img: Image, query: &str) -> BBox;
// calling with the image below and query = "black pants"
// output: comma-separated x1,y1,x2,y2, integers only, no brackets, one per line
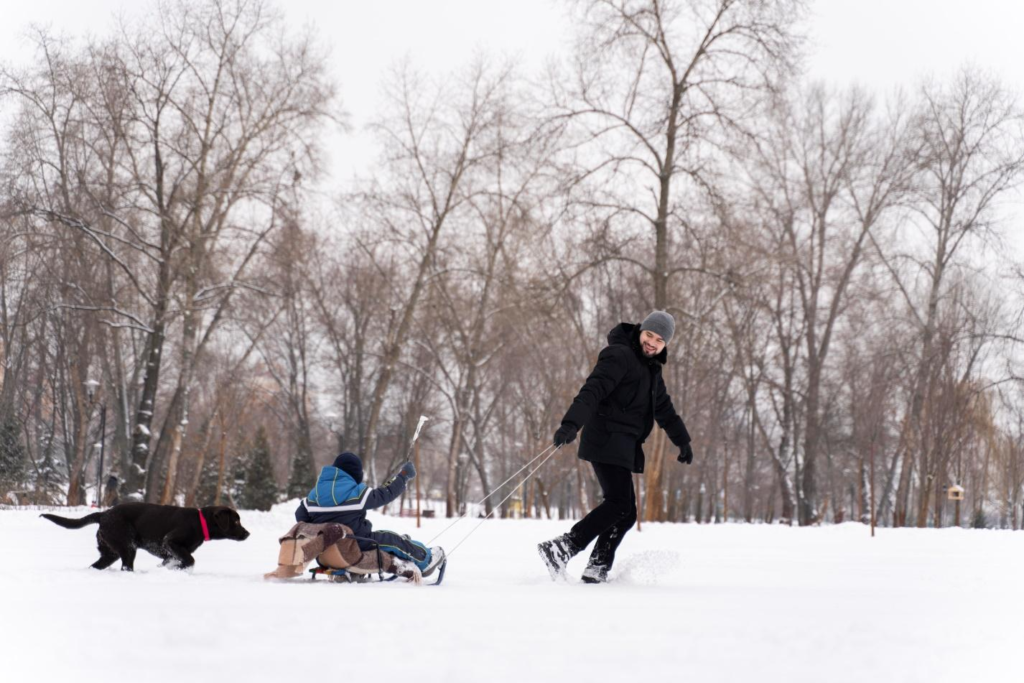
568,461,636,570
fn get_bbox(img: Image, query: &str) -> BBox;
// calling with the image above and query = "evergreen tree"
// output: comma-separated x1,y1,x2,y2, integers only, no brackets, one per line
972,508,989,529
34,430,68,504
286,446,315,500
0,414,26,494
228,446,249,508
193,454,221,507
239,427,279,511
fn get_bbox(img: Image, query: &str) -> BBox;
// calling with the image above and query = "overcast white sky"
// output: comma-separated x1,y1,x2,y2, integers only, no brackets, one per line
3,0,1023,250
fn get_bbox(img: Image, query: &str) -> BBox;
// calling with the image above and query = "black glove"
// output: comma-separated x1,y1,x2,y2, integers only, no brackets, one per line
399,461,417,480
553,423,578,447
677,443,694,465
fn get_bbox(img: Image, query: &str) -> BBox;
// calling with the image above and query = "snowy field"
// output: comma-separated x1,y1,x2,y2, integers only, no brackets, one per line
1,504,1020,683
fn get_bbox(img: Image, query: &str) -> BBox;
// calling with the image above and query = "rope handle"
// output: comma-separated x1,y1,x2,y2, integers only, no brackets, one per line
426,443,559,545
445,445,562,558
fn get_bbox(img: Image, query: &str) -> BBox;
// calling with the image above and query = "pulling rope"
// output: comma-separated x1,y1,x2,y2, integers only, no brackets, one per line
444,445,562,559
426,443,559,546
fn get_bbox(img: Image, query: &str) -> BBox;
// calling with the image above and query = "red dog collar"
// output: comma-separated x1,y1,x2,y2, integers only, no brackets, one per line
198,509,210,542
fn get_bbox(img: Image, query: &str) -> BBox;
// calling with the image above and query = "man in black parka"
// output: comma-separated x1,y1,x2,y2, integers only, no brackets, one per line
538,311,693,583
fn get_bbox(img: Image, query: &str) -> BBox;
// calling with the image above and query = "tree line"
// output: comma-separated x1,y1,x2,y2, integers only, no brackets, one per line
2,0,1024,528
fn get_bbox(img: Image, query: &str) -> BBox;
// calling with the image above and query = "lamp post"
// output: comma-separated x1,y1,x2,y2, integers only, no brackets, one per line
84,379,106,507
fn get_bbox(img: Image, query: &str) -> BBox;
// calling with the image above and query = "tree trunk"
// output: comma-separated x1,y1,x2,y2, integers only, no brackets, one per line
65,384,91,506
642,428,667,522
800,363,823,525
445,416,462,518
214,413,228,506
535,477,552,519
184,410,218,508
126,298,168,499
744,387,757,523
159,291,198,505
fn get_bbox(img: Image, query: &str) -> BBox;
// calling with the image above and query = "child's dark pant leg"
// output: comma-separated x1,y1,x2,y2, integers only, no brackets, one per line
370,530,429,569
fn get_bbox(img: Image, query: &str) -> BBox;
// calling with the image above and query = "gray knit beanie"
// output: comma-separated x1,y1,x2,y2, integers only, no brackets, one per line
640,311,675,345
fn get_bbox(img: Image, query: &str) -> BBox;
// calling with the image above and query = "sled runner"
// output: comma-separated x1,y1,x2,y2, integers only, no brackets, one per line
264,522,446,585
308,556,447,585
307,537,447,585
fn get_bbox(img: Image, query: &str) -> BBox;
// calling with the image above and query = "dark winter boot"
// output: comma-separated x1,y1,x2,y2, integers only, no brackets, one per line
537,533,580,580
581,562,608,584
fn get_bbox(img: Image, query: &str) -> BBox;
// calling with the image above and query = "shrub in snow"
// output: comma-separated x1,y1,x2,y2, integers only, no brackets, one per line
0,414,26,494
235,427,279,511
287,447,316,501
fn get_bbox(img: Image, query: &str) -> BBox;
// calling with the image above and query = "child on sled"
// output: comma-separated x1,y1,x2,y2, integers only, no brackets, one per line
295,452,445,578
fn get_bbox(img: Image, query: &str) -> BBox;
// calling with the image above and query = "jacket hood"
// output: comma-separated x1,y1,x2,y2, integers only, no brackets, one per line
608,322,667,365
308,466,367,507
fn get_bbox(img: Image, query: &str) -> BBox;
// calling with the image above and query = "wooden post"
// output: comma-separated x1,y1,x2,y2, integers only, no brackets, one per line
415,438,422,529
869,440,876,538
411,416,428,529
635,474,643,532
722,445,730,523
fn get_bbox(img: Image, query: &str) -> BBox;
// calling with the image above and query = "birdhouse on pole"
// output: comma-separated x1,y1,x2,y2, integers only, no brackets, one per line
947,485,965,501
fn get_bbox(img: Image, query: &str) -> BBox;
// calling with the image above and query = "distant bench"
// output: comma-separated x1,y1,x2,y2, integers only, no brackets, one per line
398,508,436,518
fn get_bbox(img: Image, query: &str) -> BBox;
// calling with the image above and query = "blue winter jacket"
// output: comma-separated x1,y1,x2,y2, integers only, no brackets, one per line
294,466,408,546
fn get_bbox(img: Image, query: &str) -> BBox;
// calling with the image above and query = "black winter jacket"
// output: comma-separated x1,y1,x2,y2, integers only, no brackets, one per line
561,323,690,473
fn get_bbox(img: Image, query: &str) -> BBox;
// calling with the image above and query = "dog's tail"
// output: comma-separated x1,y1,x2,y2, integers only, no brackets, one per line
40,512,104,529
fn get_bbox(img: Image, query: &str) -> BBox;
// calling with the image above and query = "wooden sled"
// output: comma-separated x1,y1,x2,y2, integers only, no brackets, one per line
265,524,445,585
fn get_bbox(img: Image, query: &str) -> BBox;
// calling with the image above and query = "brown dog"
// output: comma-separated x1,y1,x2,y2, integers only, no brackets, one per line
42,503,250,571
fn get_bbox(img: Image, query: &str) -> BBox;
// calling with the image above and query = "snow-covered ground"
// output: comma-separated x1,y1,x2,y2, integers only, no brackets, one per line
1,503,1019,683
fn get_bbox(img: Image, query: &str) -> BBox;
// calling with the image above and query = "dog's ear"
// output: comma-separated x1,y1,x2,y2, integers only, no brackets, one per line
212,507,237,531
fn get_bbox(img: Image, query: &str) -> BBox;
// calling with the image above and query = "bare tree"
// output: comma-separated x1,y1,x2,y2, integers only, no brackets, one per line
746,85,913,523
552,0,803,306
355,58,511,485
876,70,1024,525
